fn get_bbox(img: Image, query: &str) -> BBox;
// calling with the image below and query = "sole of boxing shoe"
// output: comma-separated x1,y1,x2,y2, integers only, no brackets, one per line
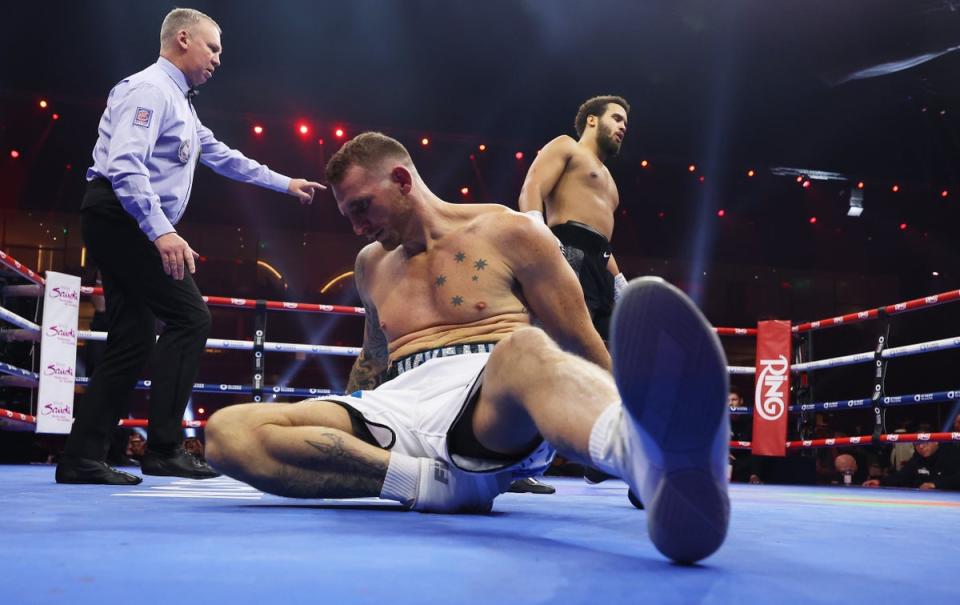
610,277,730,564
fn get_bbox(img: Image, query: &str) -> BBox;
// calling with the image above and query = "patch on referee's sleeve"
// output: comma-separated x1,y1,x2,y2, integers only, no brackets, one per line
133,107,153,128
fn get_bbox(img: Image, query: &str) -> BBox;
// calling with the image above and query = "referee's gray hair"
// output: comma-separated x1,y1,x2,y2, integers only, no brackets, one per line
160,8,221,49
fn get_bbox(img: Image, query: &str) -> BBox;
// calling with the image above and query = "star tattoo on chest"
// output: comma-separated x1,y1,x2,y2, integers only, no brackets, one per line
435,275,447,287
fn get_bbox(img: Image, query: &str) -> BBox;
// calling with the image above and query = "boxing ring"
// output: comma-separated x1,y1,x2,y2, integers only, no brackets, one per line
2,250,960,604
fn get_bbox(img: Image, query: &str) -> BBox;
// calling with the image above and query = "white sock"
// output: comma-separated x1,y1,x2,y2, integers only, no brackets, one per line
588,402,627,478
379,452,421,507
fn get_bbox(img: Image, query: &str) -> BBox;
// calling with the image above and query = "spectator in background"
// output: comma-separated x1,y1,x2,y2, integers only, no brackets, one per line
832,453,868,485
889,427,915,472
183,437,204,460
126,433,147,462
728,389,761,483
863,440,960,490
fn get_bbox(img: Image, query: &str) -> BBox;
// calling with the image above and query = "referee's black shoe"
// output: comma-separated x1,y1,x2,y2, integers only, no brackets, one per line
56,456,143,485
141,447,220,479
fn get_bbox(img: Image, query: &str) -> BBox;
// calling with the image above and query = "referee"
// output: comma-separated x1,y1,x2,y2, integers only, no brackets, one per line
57,8,324,485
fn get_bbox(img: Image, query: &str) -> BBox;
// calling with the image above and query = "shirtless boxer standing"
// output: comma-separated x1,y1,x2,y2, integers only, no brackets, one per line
519,95,630,340
204,133,730,563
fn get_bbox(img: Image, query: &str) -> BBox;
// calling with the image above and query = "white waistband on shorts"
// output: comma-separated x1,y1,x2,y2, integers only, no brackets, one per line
389,342,497,379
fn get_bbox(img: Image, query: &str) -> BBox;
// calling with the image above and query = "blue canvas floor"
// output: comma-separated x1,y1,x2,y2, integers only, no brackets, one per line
2,465,958,605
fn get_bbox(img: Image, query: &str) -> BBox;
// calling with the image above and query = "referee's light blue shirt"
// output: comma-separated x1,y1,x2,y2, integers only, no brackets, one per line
87,56,291,241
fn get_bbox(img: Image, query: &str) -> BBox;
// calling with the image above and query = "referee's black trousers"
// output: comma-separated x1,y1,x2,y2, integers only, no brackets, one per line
64,180,211,461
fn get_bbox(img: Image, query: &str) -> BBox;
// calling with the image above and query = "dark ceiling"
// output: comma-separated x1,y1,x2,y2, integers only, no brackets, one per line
2,0,960,302
4,0,960,176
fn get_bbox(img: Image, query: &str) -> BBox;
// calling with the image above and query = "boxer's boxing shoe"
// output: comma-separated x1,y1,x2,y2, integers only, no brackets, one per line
411,459,506,514
610,277,730,563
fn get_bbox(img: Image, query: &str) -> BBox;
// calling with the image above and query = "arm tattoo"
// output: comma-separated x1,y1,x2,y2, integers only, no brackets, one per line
346,256,389,393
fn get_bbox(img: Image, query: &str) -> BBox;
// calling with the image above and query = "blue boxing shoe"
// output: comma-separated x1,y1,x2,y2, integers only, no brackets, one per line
610,277,730,563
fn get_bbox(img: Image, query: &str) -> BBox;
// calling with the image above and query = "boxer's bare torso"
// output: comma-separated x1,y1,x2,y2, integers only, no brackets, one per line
346,202,609,391
533,135,619,239
361,205,531,360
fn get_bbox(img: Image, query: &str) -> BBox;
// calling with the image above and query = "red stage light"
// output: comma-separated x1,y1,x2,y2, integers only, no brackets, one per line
641,160,649,168
802,180,811,189
747,169,755,177
421,137,430,146
515,151,524,160
699,175,705,183
688,164,696,172
297,123,310,136
10,150,19,159
941,189,949,198
460,187,469,196
197,407,205,415
891,184,899,193
657,211,665,219
717,209,725,217
39,100,48,109
334,127,345,139
857,181,865,189
809,216,817,224
478,144,486,152
899,223,907,230
253,125,264,135
317,138,324,145
795,176,803,183
52,113,60,121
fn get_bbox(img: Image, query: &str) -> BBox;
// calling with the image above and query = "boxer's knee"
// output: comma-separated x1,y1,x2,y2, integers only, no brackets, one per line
205,403,263,474
490,327,555,366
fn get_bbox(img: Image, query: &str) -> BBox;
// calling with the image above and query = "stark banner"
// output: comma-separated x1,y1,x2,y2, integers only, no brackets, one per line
36,271,81,434
752,320,791,456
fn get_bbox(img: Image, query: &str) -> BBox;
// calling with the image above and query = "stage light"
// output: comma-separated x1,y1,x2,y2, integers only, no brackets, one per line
688,164,696,172
747,169,755,177
317,138,324,145
52,113,60,121
460,187,469,196
421,137,430,146
892,184,899,193
297,123,310,136
941,189,949,198
699,175,705,183
717,209,725,217
857,181,865,189
334,127,345,139
9,150,19,159
39,100,48,109
657,211,665,219
809,216,817,224
802,180,811,189
478,144,486,151
253,125,263,135
197,408,205,415
641,160,649,168
848,188,864,217
796,176,804,183
515,151,524,160
899,223,907,230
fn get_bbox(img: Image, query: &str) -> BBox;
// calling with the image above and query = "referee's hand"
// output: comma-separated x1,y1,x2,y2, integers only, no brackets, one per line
154,232,199,280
